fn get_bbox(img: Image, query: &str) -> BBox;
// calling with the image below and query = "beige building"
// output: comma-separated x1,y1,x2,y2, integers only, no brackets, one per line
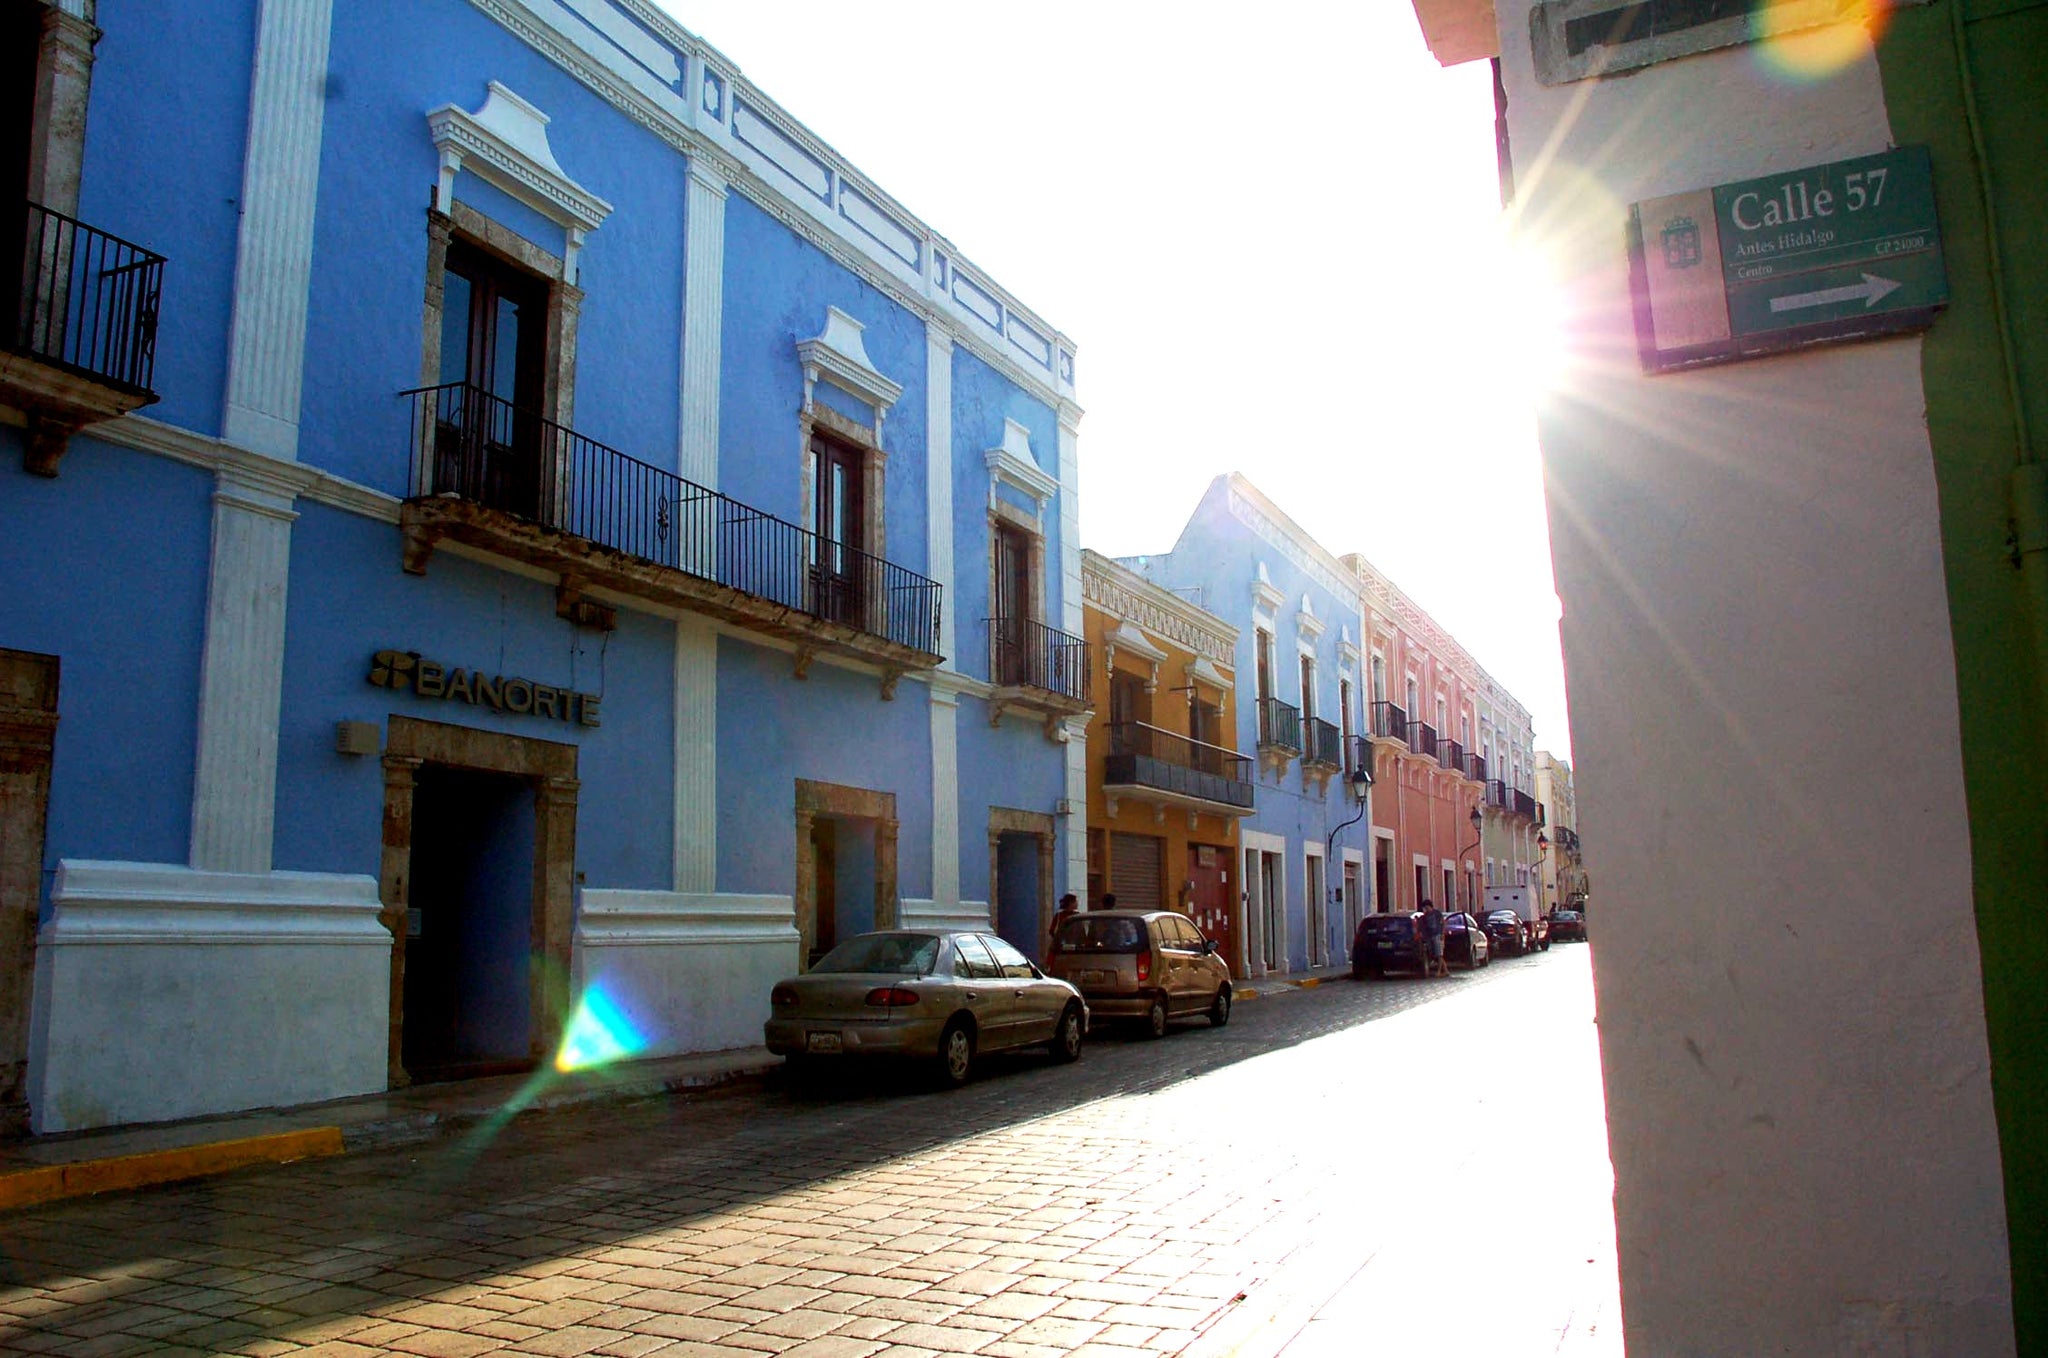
1533,751,1585,914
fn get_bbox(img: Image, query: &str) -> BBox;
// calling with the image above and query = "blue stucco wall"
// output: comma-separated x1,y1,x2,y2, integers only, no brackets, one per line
954,697,1066,905
273,503,674,888
79,0,257,436
0,435,212,894
713,636,933,900
950,347,1062,683
717,193,928,571
298,0,685,497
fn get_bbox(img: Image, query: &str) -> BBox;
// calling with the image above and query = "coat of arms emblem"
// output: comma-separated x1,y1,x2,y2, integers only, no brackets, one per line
1661,216,1703,269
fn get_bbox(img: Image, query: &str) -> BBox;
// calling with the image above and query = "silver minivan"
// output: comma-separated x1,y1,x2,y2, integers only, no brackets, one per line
1044,909,1232,1037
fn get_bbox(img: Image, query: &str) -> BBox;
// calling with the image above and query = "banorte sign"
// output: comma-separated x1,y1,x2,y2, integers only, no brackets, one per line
368,650,602,728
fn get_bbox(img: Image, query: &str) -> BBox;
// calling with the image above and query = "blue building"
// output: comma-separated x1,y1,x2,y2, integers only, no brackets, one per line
0,0,1088,1132
1124,476,1372,976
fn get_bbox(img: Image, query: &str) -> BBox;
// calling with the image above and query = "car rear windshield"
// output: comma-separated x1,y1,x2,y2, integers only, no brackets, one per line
1054,916,1146,953
1363,916,1415,935
811,934,941,975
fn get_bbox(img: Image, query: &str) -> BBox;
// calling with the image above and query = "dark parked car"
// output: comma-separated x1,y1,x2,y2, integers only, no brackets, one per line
1444,912,1490,969
1351,911,1424,978
1481,908,1527,957
1550,906,1588,942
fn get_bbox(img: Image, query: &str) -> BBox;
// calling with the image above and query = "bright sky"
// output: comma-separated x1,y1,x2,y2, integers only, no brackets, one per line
657,1,1572,760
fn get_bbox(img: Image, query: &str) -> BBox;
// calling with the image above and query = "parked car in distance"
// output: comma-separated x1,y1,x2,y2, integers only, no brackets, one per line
1445,912,1491,969
765,930,1087,1086
1481,907,1527,957
1352,911,1424,978
1550,906,1588,942
1044,910,1231,1037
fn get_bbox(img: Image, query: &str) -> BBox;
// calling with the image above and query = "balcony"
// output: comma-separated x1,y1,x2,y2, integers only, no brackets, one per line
1465,751,1488,784
1350,734,1374,776
1303,716,1343,770
1439,737,1467,776
1257,697,1301,753
1555,826,1580,854
1102,721,1254,817
1486,779,1510,809
1409,720,1439,760
399,382,943,678
1369,700,1408,743
1512,788,1540,820
3,201,164,475
986,616,1090,732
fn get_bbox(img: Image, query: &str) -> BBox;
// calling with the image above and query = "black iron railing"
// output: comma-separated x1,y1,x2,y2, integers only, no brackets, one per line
1556,827,1579,853
1512,788,1540,820
1410,721,1439,759
1487,779,1510,808
1304,716,1343,768
404,381,942,654
1350,734,1373,775
1104,721,1253,810
1257,696,1301,753
1370,700,1408,741
1439,737,1467,774
986,616,1088,703
1465,751,1488,783
6,201,163,395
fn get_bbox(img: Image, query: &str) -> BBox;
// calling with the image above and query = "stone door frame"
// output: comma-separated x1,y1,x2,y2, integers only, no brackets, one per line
0,649,58,1137
987,807,1057,949
379,715,578,1087
794,779,897,968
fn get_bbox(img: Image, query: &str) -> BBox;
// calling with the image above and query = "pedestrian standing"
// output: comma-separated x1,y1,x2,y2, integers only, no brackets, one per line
1049,893,1078,952
1420,899,1447,977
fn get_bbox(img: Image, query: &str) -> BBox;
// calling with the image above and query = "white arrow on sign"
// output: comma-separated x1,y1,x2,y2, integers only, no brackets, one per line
1768,272,1904,314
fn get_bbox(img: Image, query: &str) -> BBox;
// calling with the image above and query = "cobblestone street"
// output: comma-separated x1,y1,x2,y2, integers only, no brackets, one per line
0,949,1619,1358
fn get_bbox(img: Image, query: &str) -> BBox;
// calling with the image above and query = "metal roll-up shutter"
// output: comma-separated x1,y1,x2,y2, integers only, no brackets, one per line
1109,833,1164,911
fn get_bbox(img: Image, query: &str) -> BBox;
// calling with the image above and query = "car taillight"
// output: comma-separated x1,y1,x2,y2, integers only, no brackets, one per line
1136,953,1151,984
771,985,799,1007
865,986,920,1008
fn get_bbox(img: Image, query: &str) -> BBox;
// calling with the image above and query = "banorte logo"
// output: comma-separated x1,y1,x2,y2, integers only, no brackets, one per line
368,649,418,691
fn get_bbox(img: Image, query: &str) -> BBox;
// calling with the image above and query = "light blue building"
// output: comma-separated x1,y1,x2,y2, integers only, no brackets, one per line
1124,476,1372,976
0,0,1089,1133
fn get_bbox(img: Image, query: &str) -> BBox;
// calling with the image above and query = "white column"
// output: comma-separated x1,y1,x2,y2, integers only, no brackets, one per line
1057,402,1086,893
930,687,959,907
678,157,727,489
189,470,298,874
220,0,334,460
673,616,717,893
925,327,955,664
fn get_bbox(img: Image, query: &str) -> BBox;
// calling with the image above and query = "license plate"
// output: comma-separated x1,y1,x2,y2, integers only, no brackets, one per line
805,1032,843,1053
1082,970,1113,985
1377,941,1398,951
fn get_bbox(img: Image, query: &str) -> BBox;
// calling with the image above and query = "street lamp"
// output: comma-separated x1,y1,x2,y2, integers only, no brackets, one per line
1456,803,1483,911
1535,831,1551,912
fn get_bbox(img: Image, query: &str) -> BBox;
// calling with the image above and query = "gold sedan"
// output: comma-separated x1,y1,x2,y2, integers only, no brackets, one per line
764,930,1088,1086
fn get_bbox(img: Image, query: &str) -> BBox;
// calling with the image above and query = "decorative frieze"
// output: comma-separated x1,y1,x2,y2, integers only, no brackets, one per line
1082,552,1235,665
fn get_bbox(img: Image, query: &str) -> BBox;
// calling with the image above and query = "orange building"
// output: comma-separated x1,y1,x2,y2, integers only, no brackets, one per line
1079,551,1252,971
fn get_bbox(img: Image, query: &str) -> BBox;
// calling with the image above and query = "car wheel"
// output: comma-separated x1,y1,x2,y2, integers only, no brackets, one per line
1048,1005,1083,1064
1541,938,1552,951
1466,947,1479,972
936,1020,975,1087
1209,986,1232,1027
1142,994,1169,1039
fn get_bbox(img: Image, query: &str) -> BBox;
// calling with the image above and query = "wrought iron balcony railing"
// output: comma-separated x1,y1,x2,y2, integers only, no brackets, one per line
1439,737,1467,775
1303,716,1343,769
1350,734,1374,775
986,616,1089,704
6,200,163,395
404,382,942,656
1512,788,1541,820
1103,721,1254,810
1465,751,1488,784
1486,779,1510,808
1257,696,1302,753
1410,721,1439,759
1370,700,1408,741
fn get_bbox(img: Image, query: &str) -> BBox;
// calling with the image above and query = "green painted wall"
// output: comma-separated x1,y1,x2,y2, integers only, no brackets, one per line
1877,3,2048,1350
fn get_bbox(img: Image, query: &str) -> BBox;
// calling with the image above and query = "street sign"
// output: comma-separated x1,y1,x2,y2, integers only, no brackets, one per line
1628,146,1947,373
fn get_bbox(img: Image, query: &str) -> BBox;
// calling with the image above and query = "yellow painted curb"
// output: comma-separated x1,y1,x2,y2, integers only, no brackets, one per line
0,1126,345,1211
1293,978,1322,989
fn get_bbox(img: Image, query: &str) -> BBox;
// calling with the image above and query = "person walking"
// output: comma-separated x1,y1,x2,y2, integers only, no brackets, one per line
1420,898,1448,978
1049,893,1079,952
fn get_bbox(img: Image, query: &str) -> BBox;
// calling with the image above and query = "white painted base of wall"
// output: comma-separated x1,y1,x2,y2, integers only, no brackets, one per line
572,890,798,1056
28,860,389,1134
902,898,993,932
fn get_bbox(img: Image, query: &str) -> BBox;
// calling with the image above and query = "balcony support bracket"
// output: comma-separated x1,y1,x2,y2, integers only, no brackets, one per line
792,647,815,682
554,577,617,633
400,520,439,576
878,668,901,702
22,414,80,478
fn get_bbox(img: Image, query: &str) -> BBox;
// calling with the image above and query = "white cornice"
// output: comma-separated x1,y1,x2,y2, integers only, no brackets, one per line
797,306,904,412
1080,551,1236,664
429,81,613,277
43,860,386,947
1295,597,1325,642
985,419,1058,508
1252,562,1286,615
97,415,401,523
1105,619,1169,667
1187,655,1233,691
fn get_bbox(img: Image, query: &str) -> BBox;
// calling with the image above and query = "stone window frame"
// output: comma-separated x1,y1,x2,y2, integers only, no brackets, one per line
17,2,95,220
801,403,888,564
419,201,583,425
793,778,898,970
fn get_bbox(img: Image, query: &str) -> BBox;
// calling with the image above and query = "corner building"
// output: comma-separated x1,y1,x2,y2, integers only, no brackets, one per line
0,0,1087,1132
